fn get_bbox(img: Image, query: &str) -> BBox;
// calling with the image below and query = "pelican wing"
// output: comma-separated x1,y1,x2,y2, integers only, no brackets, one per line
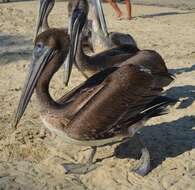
62,64,163,140
120,50,174,88
57,66,118,104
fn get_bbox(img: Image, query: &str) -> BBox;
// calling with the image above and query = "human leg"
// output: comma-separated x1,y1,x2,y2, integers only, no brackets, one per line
124,0,132,20
107,0,122,18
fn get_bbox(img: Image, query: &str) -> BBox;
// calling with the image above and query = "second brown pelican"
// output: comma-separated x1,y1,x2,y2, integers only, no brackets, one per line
64,1,173,89
63,0,140,84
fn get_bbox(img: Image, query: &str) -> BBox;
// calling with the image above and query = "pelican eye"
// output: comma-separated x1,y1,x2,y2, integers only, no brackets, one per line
34,42,45,57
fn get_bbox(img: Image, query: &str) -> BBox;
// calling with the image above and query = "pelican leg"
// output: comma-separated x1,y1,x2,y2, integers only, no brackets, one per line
130,133,150,176
63,146,100,174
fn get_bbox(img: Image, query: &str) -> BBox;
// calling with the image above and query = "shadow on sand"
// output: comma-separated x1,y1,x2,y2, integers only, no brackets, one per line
114,84,195,170
169,64,195,75
0,0,31,3
0,34,32,65
115,115,195,170
165,85,195,109
136,11,195,18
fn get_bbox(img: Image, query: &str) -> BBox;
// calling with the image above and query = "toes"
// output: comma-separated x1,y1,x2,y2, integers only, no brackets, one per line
63,163,100,175
130,148,151,176
132,161,150,176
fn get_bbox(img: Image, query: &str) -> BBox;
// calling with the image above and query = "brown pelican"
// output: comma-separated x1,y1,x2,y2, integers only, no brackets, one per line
13,4,175,175
64,1,173,88
89,0,137,52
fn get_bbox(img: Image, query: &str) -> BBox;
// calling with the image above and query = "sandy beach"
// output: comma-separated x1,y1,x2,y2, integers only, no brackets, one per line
0,1,195,189
132,0,195,9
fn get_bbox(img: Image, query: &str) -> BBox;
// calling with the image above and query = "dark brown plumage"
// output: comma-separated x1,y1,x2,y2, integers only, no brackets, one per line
74,41,139,77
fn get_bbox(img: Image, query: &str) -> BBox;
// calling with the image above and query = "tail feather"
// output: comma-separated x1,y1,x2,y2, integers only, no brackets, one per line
141,96,177,119
141,103,168,119
123,96,177,126
144,96,177,110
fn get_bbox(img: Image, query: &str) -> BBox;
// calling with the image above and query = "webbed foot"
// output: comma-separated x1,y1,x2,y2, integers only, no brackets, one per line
63,146,99,174
130,133,150,176
63,162,100,174
131,147,150,176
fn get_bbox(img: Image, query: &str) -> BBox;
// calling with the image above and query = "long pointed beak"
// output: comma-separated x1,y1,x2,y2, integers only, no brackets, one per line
34,0,50,40
94,0,108,37
63,6,87,86
12,47,55,128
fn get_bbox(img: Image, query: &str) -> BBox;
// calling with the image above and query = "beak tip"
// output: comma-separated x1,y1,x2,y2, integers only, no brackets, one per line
63,73,70,87
64,80,69,87
11,119,18,129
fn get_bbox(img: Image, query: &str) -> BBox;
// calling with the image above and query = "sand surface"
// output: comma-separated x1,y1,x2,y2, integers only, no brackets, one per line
0,1,195,190
132,0,195,10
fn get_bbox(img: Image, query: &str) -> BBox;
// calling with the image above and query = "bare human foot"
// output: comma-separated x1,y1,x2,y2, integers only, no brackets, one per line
116,16,132,21
116,14,123,20
126,16,132,20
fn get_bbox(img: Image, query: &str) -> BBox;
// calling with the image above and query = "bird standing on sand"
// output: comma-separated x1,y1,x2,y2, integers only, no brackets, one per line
13,0,175,176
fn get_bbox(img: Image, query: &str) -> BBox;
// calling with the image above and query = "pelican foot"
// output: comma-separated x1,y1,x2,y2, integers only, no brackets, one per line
128,133,150,176
63,162,100,174
63,146,98,174
131,147,150,176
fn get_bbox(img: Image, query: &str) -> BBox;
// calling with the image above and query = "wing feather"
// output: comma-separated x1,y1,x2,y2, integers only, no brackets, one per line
65,64,158,140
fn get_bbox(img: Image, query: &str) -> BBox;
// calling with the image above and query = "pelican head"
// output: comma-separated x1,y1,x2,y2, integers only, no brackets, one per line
35,0,55,39
13,29,69,128
64,0,88,86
